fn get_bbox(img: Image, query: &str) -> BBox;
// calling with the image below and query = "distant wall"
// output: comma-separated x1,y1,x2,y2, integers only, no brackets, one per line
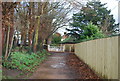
63,44,75,52
75,36,119,79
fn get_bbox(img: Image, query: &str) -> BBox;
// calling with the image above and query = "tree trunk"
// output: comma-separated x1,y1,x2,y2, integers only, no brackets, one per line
4,27,10,60
0,2,2,57
33,17,40,52
7,30,14,59
28,2,32,48
44,38,48,51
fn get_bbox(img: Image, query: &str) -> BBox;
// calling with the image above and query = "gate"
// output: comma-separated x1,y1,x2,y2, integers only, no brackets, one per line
48,45,65,52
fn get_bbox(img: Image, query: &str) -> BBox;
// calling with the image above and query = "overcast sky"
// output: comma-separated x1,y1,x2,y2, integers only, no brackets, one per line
100,0,118,23
57,0,119,35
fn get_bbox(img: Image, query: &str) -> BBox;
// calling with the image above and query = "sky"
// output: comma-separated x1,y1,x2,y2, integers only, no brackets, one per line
57,0,119,36
100,0,118,23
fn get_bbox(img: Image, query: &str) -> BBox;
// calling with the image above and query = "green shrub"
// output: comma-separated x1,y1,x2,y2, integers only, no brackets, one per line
51,34,62,44
78,23,105,42
60,36,74,44
3,51,50,72
83,23,105,38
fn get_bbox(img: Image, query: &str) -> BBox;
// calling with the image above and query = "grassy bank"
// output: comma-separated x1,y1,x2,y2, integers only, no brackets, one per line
2,50,51,79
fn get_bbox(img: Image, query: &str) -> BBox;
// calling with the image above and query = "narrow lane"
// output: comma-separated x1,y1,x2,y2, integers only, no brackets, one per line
29,52,100,79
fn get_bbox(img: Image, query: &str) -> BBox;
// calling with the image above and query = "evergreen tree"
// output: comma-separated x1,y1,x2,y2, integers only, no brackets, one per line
67,1,116,40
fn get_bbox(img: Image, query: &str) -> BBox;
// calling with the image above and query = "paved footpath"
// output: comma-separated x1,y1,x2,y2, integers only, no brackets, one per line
29,52,100,79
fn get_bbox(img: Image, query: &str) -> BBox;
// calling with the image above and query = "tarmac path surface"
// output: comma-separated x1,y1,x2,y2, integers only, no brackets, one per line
29,52,100,79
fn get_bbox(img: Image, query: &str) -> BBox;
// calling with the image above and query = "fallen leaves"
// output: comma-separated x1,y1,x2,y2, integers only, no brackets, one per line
66,53,100,79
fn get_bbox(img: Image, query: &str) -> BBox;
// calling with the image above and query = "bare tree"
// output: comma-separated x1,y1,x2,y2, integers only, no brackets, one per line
2,1,86,55
2,2,19,60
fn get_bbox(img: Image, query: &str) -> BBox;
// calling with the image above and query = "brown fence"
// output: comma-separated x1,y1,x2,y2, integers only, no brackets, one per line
75,36,119,79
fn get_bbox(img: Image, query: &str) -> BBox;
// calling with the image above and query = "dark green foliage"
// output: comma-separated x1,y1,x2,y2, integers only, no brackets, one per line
3,50,51,72
67,1,116,40
60,36,75,44
66,23,105,43
51,34,62,44
84,1,115,32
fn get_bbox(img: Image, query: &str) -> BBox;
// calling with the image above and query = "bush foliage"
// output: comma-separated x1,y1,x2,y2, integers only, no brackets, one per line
3,50,51,72
81,23,105,40
51,34,62,44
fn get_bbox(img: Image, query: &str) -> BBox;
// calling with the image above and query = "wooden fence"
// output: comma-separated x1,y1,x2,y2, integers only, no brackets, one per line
63,44,74,52
75,36,119,79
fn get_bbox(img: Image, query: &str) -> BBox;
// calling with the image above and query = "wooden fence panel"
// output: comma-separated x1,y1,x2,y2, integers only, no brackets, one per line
75,36,119,79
